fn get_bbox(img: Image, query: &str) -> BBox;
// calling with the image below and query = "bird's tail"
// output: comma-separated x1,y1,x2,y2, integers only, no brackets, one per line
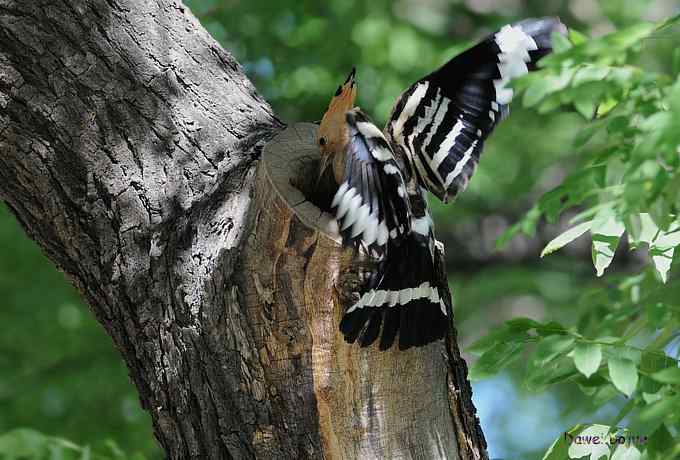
339,230,449,350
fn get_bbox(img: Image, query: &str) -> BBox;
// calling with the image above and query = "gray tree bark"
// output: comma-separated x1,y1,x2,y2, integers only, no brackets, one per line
0,1,487,458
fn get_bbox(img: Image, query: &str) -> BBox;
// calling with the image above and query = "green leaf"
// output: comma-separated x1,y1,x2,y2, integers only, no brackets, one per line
592,383,620,407
535,321,569,337
656,12,680,30
591,209,626,237
628,214,680,282
573,121,605,148
526,357,578,391
527,336,577,389
601,22,656,51
590,235,620,276
466,324,529,355
637,213,660,244
568,29,588,46
647,424,675,456
650,367,680,384
533,335,576,365
0,429,49,458
541,221,592,257
542,425,584,460
496,206,542,249
469,342,523,380
596,336,622,345
522,70,574,107
628,395,680,435
80,445,92,460
577,373,610,396
552,30,573,53
505,317,542,331
610,444,641,460
573,97,596,120
573,65,611,86
590,210,625,276
605,346,641,365
653,222,680,247
673,47,680,76
567,424,612,460
596,98,619,118
650,247,674,283
573,343,603,378
608,357,638,397
645,303,669,328
640,349,677,375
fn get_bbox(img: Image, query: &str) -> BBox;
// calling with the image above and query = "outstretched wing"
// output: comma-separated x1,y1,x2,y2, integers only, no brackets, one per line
385,17,566,203
331,108,411,253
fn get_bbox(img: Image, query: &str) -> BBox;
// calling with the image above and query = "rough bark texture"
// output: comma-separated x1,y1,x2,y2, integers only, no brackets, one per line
0,1,487,458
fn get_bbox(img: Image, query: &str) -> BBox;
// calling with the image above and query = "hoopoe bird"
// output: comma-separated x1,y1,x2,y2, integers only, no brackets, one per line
318,18,566,350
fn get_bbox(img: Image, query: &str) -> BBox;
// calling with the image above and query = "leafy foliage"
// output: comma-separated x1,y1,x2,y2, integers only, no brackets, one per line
0,429,145,460
2,1,679,459
473,14,680,459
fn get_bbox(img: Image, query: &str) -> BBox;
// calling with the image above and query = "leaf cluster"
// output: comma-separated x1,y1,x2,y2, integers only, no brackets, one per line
479,15,680,460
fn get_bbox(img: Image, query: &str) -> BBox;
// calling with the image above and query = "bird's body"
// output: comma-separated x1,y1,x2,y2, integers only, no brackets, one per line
317,17,566,350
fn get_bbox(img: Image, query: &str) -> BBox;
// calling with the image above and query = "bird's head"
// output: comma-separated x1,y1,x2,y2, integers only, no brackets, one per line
317,67,357,182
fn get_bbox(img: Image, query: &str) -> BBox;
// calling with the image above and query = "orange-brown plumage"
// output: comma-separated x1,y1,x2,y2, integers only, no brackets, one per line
317,67,357,185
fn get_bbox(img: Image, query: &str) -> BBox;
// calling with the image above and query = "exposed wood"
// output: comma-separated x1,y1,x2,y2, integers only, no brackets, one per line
240,122,487,459
0,1,487,458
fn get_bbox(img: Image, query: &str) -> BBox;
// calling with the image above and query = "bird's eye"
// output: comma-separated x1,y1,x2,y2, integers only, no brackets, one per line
319,137,327,146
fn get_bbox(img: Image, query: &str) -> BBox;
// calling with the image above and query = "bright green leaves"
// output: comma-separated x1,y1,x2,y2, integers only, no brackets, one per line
540,22,656,68
526,335,578,391
591,209,626,276
567,424,612,460
468,342,523,380
545,425,647,460
629,214,680,282
538,209,627,277
629,395,680,438
468,315,678,403
467,318,571,383
509,14,680,285
541,221,592,257
0,429,145,460
467,318,536,380
609,443,642,460
651,367,680,384
480,13,680,460
543,425,584,460
573,343,603,379
609,357,639,397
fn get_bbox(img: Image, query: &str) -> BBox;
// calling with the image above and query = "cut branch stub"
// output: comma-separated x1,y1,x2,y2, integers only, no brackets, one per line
239,122,479,459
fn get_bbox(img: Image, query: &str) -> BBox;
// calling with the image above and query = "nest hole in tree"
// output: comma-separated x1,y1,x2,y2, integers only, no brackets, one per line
289,155,337,215
260,123,381,304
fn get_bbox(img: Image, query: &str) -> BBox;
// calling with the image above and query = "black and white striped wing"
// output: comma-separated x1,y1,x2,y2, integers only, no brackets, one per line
386,17,566,203
339,191,449,351
331,109,411,253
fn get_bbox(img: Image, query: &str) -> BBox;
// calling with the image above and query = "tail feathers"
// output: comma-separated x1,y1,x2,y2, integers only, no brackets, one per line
339,231,449,350
339,287,448,350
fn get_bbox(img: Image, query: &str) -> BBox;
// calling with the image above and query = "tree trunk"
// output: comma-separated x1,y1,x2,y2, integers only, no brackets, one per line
0,1,487,459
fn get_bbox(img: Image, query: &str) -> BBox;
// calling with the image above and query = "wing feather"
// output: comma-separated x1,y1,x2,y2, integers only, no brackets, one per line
330,109,411,253
386,17,566,202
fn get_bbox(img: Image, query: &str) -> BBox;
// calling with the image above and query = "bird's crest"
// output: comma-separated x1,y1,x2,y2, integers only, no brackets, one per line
318,67,357,143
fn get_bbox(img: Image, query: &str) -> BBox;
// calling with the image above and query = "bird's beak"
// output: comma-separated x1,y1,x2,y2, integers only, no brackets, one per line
316,154,330,189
